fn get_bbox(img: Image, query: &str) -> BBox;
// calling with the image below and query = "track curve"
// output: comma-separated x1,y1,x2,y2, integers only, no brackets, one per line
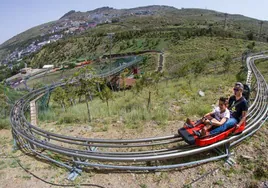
10,53,268,171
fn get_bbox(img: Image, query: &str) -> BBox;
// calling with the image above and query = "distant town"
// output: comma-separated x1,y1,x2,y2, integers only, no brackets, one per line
1,7,156,67
1,20,97,65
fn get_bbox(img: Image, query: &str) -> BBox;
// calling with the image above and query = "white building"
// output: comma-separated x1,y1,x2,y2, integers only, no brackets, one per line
43,65,54,69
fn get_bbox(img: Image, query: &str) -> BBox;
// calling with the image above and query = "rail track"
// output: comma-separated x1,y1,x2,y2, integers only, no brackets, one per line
10,53,268,177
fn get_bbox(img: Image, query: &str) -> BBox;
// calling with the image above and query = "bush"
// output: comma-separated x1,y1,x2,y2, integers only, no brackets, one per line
0,119,10,129
58,112,81,124
245,180,259,188
247,32,254,40
253,161,268,180
39,110,58,122
152,107,169,123
124,108,151,125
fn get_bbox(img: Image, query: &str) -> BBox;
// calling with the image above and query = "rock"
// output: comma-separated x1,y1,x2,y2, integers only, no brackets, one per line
86,126,92,132
199,90,205,97
223,163,231,169
241,155,253,160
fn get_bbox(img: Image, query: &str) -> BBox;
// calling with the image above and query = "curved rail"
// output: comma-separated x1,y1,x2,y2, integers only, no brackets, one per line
10,53,268,171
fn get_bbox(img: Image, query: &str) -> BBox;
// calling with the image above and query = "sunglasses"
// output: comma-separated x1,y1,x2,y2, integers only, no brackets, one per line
233,88,240,91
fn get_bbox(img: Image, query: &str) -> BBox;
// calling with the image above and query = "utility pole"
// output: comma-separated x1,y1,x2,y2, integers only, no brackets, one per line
224,13,228,30
107,33,115,72
259,21,264,41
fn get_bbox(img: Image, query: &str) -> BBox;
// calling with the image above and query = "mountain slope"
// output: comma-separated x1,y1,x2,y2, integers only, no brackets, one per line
1,5,268,64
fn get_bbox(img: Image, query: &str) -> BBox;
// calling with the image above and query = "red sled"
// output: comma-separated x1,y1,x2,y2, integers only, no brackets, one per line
178,120,245,147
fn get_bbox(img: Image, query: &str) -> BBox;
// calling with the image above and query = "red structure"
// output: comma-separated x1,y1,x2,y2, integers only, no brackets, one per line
132,67,139,74
76,60,92,67
118,78,136,89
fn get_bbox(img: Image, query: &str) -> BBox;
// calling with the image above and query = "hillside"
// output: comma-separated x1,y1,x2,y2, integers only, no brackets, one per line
1,5,268,66
0,4,268,188
0,84,25,129
0,40,267,187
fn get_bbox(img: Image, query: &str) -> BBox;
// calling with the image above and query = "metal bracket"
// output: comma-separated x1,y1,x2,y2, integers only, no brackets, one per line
67,167,82,181
86,142,98,152
89,146,98,152
225,143,236,166
12,138,18,151
214,143,236,166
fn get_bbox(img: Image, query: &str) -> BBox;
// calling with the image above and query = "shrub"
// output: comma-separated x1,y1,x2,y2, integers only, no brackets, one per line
247,32,254,40
152,107,169,123
0,118,10,129
253,162,268,180
245,180,259,188
39,110,58,122
124,108,151,125
58,112,81,124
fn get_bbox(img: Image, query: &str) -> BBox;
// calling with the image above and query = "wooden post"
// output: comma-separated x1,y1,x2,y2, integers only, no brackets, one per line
30,94,44,126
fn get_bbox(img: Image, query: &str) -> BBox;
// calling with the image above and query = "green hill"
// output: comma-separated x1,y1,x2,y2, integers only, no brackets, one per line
1,5,268,65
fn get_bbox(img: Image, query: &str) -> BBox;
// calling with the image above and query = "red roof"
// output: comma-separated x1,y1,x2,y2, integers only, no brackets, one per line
118,78,136,87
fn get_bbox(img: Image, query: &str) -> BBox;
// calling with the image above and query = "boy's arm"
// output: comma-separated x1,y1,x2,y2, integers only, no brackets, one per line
203,112,214,118
211,117,228,126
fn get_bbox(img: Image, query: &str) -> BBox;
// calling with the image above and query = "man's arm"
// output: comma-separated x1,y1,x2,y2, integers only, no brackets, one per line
237,111,247,127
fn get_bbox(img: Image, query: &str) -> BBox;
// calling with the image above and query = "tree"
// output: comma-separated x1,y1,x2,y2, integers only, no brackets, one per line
120,71,127,96
134,72,160,110
65,82,77,106
151,72,161,95
247,32,254,40
73,66,96,122
52,87,68,112
224,53,232,74
98,80,113,114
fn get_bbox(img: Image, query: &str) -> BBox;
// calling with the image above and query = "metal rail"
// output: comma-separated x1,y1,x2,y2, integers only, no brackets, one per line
10,53,268,171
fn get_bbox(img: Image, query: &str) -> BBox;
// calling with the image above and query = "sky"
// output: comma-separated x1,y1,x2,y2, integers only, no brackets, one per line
1,0,268,45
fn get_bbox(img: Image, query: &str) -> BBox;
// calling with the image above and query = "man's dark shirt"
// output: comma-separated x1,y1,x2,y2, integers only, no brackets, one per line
228,96,248,121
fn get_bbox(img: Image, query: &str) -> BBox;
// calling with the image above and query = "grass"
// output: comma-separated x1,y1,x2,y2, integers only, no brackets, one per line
213,179,224,186
139,184,148,188
0,118,11,130
9,160,19,168
38,68,239,131
256,59,268,81
17,68,78,89
0,161,7,170
16,34,268,134
166,36,268,75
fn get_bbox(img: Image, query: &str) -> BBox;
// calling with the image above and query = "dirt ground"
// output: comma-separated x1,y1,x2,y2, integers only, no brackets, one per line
0,120,267,188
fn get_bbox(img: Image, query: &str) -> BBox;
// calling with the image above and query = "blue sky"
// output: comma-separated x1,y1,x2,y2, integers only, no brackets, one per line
1,0,268,45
